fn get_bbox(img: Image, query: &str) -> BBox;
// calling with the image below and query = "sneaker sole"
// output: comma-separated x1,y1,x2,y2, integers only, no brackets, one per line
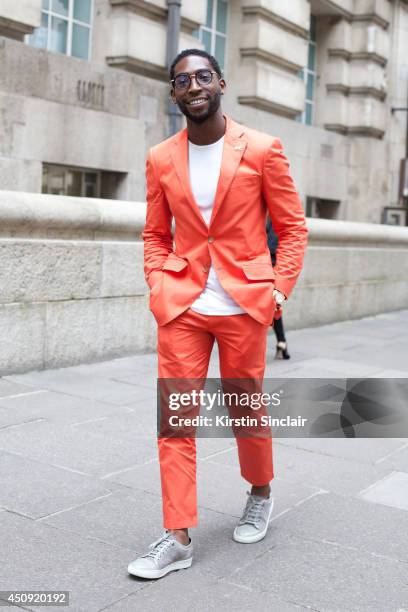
233,497,274,544
127,556,192,579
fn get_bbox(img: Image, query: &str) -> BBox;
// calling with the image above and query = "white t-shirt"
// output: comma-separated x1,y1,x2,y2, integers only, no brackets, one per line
188,136,245,316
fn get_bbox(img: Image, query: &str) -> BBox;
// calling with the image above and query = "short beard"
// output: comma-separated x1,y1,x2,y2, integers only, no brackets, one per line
177,91,222,124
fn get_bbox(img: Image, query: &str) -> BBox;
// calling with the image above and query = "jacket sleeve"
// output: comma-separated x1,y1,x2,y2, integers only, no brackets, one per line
262,138,308,298
142,148,174,289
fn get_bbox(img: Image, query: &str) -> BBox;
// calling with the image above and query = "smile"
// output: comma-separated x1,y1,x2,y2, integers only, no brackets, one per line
188,98,208,106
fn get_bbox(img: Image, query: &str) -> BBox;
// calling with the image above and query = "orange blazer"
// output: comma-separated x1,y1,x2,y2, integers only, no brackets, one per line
142,115,308,327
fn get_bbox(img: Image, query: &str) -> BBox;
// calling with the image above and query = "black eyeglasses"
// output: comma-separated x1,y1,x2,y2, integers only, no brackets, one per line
171,69,219,91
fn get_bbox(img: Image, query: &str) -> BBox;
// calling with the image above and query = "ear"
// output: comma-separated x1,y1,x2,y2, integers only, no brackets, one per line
219,78,226,95
170,87,177,104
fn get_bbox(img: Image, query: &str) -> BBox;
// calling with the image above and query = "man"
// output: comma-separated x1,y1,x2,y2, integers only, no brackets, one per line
128,48,308,580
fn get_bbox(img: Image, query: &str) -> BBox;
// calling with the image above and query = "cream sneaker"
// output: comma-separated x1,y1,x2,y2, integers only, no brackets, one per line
233,491,274,544
128,530,193,579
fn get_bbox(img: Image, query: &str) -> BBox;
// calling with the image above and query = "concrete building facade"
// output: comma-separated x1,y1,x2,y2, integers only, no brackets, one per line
0,0,408,224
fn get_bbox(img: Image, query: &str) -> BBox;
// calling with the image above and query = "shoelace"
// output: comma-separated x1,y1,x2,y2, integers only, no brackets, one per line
239,493,265,527
143,532,175,561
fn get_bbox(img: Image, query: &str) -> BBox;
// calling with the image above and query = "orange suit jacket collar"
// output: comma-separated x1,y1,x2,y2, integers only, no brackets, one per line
170,115,248,228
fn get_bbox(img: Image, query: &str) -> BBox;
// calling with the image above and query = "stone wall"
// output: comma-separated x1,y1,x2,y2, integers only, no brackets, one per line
1,1,408,224
1,191,407,375
0,35,169,201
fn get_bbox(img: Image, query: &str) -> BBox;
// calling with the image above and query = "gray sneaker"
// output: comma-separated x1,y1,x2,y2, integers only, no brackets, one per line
128,530,193,579
233,491,274,544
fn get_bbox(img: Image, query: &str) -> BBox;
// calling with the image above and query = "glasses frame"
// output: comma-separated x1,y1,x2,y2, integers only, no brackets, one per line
171,70,219,91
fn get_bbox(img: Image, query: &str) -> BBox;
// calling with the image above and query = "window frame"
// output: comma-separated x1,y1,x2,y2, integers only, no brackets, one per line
27,0,93,61
42,163,101,199
194,0,228,73
299,14,317,126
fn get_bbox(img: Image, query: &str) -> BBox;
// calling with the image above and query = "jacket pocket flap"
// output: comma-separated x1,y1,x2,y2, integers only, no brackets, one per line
162,255,188,272
242,263,275,280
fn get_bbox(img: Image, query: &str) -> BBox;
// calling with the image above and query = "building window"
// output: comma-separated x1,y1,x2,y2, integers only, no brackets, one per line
193,0,228,72
42,165,100,198
27,0,93,60
297,14,317,125
306,196,340,219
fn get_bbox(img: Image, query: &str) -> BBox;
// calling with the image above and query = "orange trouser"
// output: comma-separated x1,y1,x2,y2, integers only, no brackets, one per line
157,308,274,529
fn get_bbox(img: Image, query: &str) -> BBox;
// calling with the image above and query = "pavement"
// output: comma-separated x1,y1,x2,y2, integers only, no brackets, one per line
0,310,408,612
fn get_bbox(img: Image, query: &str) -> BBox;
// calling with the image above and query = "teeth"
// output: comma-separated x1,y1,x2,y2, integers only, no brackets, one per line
190,99,206,105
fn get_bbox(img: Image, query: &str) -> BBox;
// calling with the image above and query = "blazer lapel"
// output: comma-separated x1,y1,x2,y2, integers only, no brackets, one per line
170,129,207,226
169,116,247,228
209,119,247,226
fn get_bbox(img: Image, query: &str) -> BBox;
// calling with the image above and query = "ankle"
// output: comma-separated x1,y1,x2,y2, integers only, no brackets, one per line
169,528,190,545
251,484,271,498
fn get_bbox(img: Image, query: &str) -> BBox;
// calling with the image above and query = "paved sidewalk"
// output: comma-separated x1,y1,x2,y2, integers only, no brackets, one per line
0,310,408,612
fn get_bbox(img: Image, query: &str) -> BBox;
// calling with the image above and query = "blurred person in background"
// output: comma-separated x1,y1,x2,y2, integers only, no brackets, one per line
266,217,290,360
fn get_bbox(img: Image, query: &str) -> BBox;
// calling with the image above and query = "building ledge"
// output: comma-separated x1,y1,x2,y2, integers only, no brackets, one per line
328,49,388,66
0,191,146,240
110,0,165,20
346,125,385,138
327,84,387,101
240,48,302,74
241,6,309,40
106,56,168,81
324,123,348,135
0,17,35,40
238,95,300,119
328,49,352,60
109,0,201,31
350,52,388,67
310,0,353,21
351,14,390,29
325,123,385,139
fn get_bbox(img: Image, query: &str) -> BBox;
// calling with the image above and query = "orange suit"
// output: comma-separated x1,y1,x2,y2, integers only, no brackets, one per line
143,115,308,528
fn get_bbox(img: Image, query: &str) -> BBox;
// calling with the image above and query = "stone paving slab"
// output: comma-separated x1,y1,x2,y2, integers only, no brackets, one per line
279,357,383,377
0,420,157,477
104,570,308,612
229,531,408,612
376,442,408,472
39,487,164,552
172,505,282,579
0,512,146,612
71,355,157,378
6,370,155,405
103,450,322,527
271,490,408,563
0,379,43,399
196,457,322,519
0,451,112,519
340,343,408,372
0,310,407,611
106,371,157,390
358,471,408,512
368,368,408,377
0,391,133,427
207,441,392,496
273,438,407,464
70,401,158,442
195,436,238,458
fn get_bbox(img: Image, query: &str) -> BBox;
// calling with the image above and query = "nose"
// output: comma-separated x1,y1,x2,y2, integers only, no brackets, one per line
188,75,202,92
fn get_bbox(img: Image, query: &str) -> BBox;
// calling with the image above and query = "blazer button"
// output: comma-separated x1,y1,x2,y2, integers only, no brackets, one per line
208,236,215,243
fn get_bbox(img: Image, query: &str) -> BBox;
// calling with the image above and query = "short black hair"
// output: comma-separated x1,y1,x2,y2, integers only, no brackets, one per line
170,48,222,81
